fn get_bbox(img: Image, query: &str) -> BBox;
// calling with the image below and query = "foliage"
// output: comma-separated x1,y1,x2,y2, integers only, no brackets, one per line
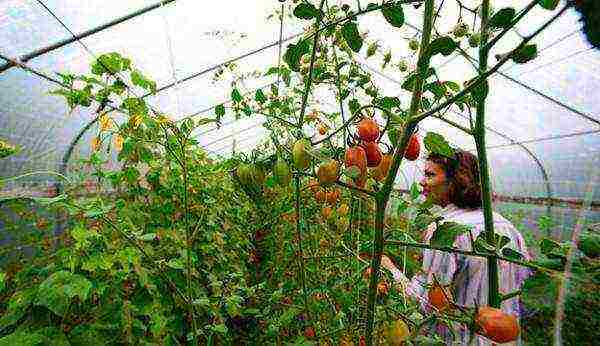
0,0,582,344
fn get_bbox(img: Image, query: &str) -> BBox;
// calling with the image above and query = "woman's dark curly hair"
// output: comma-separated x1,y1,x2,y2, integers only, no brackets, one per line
427,150,482,209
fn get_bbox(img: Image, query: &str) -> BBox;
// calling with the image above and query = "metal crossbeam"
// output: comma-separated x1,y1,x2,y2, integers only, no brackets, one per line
0,0,177,74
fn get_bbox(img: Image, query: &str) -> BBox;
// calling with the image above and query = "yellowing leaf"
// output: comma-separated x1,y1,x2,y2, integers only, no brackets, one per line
91,136,101,151
114,135,124,151
99,113,112,131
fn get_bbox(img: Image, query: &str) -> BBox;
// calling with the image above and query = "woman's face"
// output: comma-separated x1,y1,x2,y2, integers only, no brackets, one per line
420,160,450,206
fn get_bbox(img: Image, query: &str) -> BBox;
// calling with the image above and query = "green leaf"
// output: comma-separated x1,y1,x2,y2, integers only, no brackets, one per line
489,8,516,29
424,132,455,158
538,0,560,10
293,2,322,20
349,99,360,114
444,81,460,92
91,52,131,76
345,166,361,179
31,194,68,206
410,182,420,200
0,330,45,346
196,118,218,126
402,68,435,91
539,238,570,261
578,231,600,258
130,69,157,94
139,233,156,241
376,96,401,110
430,222,471,248
512,44,538,64
215,104,225,119
255,89,267,104
502,248,524,261
424,82,446,99
0,288,37,330
426,37,457,58
284,39,311,71
0,272,5,293
466,78,489,103
381,2,405,28
341,21,363,53
121,97,148,116
231,88,243,103
37,271,92,316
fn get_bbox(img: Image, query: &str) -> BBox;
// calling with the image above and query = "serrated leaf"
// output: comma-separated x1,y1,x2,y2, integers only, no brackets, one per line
381,3,405,28
426,37,457,58
293,2,322,20
284,39,311,71
341,21,363,53
489,8,516,29
231,88,242,103
424,132,455,158
255,89,267,104
430,222,471,248
539,238,570,261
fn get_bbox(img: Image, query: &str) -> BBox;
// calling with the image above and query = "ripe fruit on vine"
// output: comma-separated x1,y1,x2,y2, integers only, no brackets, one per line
345,146,367,181
428,282,451,311
292,139,312,170
326,189,341,204
317,159,340,186
359,336,366,346
372,154,392,182
273,158,291,186
408,39,419,51
475,307,520,343
387,319,410,345
315,190,327,203
357,117,380,142
308,178,320,193
362,141,383,167
304,326,315,338
404,135,420,161
377,281,389,296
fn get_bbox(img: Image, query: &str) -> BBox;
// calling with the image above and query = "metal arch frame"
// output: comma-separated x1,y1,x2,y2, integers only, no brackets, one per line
0,0,592,209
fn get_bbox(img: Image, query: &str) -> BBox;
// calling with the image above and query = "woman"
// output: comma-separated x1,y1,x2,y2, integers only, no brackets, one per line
381,150,531,345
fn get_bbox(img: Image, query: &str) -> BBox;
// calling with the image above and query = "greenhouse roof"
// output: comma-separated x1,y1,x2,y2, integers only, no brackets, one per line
0,0,599,201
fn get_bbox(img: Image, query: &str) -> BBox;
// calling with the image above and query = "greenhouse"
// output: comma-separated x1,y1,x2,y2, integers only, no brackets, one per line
0,0,598,344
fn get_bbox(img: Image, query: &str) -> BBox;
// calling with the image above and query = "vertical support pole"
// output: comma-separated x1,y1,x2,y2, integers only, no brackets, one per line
364,1,435,344
473,0,500,309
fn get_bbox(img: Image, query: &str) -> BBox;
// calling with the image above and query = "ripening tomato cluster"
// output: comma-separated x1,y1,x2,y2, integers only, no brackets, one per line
345,117,421,188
